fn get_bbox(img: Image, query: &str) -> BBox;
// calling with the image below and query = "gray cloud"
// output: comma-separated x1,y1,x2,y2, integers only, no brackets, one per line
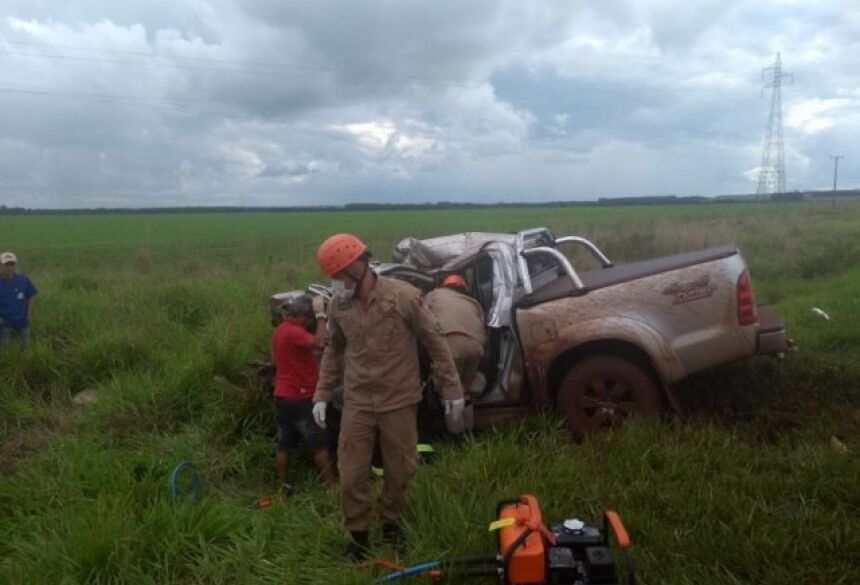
0,0,858,208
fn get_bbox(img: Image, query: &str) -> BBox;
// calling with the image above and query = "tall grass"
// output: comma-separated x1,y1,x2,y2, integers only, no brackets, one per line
1,200,859,583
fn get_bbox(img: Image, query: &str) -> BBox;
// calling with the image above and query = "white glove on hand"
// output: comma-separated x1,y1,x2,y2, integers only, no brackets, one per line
444,398,466,434
312,401,328,429
311,296,327,318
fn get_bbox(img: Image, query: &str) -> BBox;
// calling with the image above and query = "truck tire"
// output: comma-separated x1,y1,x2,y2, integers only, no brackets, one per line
557,355,662,436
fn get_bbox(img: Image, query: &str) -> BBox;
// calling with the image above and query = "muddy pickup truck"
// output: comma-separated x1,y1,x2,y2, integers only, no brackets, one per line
269,227,787,436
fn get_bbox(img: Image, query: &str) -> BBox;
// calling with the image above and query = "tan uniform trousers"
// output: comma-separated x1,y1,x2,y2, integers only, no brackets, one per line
445,333,484,394
338,404,419,532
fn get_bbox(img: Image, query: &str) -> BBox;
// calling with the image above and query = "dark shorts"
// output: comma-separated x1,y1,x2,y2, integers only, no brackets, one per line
0,325,30,347
274,398,328,453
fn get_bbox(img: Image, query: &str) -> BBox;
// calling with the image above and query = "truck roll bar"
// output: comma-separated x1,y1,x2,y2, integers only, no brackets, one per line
554,236,613,268
521,247,585,291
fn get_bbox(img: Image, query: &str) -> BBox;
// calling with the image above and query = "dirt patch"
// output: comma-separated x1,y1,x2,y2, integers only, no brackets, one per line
0,410,73,473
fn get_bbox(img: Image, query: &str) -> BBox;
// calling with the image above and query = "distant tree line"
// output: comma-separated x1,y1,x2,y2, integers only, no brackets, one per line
595,195,709,205
1,189,858,215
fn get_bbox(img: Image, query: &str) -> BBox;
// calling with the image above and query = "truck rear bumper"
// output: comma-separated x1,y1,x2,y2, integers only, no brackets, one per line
756,304,788,355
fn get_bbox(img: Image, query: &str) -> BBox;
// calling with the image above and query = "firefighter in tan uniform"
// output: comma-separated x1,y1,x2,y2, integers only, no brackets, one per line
424,274,485,411
311,233,463,561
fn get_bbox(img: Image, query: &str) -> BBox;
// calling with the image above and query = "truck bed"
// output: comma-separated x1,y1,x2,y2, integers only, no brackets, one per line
522,245,738,306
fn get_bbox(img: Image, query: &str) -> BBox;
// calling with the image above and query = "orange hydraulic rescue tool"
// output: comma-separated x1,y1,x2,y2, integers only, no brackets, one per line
496,494,557,584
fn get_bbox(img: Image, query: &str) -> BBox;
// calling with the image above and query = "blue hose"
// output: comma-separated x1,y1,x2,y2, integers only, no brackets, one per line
169,460,202,502
375,561,441,583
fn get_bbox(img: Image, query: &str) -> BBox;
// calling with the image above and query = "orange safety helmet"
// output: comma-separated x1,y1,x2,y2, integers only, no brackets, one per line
441,273,468,289
317,233,368,277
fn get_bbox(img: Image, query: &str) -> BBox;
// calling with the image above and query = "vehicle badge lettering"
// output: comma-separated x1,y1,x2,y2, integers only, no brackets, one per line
661,275,717,305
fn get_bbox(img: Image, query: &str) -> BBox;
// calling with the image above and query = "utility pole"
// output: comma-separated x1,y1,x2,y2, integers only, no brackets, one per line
830,155,844,210
756,53,792,199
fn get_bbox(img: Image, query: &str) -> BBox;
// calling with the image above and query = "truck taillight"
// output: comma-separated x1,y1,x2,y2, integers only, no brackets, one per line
737,270,758,326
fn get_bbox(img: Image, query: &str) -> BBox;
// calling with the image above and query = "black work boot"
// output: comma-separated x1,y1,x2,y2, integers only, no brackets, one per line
382,523,403,547
343,531,369,563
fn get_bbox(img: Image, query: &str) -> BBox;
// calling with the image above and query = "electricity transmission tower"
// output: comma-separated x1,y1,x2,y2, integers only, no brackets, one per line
756,53,792,197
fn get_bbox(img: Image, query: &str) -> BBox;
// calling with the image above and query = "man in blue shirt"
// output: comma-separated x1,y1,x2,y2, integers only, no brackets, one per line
0,252,37,347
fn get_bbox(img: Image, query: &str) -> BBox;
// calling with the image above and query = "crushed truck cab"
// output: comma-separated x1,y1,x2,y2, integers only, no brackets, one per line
271,227,788,436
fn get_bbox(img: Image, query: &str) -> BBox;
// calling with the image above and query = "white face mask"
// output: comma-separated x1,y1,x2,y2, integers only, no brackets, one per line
332,263,368,300
331,278,354,299
331,278,345,295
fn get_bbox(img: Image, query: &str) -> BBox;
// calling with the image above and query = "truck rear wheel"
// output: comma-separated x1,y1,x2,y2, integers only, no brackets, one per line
557,355,662,436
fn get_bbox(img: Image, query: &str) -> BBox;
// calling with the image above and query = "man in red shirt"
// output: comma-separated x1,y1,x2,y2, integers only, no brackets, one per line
271,294,335,496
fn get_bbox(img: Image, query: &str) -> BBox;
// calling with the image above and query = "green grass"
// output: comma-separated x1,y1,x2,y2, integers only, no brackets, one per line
1,200,859,584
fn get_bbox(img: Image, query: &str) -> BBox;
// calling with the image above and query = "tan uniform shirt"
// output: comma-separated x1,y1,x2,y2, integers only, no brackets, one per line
314,275,462,412
424,287,486,346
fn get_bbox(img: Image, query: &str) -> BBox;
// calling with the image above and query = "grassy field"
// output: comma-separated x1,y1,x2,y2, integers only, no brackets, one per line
0,201,859,584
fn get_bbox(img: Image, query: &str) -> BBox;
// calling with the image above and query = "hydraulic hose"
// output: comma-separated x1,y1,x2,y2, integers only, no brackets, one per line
456,566,502,577
168,460,202,502
442,555,502,579
375,556,500,582
375,561,441,583
444,554,499,565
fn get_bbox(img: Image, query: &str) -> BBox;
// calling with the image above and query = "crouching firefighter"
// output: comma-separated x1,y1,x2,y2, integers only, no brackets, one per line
424,273,485,431
311,234,464,561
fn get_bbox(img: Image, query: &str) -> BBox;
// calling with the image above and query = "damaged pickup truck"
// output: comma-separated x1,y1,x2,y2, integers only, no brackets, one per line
269,227,788,436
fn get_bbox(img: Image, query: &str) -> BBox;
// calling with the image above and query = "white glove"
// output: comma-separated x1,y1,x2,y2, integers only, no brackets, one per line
311,296,327,319
444,398,466,434
312,401,328,429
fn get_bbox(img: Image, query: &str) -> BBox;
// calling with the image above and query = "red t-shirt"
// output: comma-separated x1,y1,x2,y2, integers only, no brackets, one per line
271,320,319,400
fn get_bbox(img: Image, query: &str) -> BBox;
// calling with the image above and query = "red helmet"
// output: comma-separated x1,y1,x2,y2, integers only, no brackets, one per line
317,233,368,277
441,274,468,289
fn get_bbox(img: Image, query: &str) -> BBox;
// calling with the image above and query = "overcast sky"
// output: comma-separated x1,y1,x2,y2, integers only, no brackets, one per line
0,1,857,208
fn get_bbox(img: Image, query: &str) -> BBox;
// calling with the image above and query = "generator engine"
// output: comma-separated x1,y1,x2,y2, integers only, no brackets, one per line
496,495,635,585
372,494,636,585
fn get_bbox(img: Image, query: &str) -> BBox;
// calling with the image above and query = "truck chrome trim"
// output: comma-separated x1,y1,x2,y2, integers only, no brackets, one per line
554,236,613,268
521,247,584,290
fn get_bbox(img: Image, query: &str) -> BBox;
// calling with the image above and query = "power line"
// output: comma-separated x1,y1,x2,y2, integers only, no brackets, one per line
0,84,202,114
0,79,296,117
0,85,259,118
0,79,709,120
4,76,851,121
2,38,307,69
0,80,238,105
0,46,509,90
0,49,350,81
0,37,677,88
0,38,489,86
0,41,687,91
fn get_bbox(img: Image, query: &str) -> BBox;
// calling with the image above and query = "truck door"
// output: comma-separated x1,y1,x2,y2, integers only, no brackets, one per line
471,252,525,405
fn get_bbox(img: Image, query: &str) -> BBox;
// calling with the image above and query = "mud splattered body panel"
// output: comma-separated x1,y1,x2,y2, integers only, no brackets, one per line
516,251,761,406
